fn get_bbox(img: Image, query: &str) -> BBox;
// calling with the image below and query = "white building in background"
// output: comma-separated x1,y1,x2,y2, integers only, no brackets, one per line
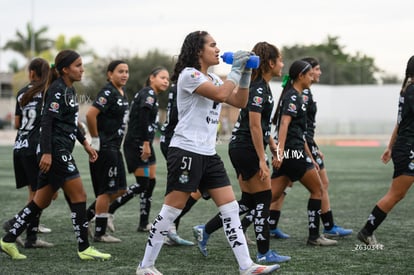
269,83,400,137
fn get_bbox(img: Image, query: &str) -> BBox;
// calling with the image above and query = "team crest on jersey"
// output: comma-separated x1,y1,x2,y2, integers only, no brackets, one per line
49,102,60,113
97,96,107,106
190,71,201,79
302,95,309,104
145,96,155,105
288,103,297,113
179,171,189,184
251,96,263,108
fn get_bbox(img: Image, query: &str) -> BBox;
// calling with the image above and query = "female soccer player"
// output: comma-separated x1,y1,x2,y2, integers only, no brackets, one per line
271,60,337,246
0,50,110,260
107,67,169,232
358,55,414,245
193,41,290,263
136,30,280,275
85,60,129,243
301,57,352,237
4,58,53,249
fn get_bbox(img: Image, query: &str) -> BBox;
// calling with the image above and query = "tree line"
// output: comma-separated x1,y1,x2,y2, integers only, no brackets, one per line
2,23,400,107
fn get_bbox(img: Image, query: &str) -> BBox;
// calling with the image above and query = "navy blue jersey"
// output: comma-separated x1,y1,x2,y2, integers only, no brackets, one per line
125,86,158,142
396,83,414,144
92,82,129,149
160,84,178,145
274,88,307,149
13,84,43,155
229,77,274,149
40,77,81,153
302,88,317,143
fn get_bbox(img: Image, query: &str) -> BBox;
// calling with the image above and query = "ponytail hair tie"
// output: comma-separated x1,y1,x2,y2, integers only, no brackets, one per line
50,63,55,69
281,74,290,88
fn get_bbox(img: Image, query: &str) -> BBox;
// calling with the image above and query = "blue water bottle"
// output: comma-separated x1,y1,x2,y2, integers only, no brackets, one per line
221,52,260,69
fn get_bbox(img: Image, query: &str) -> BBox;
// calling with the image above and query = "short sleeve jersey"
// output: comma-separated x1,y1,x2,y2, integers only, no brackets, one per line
396,83,414,144
160,84,178,145
92,82,129,149
170,67,223,155
40,77,80,152
275,88,307,149
125,86,159,142
229,77,274,149
13,84,42,155
302,88,317,143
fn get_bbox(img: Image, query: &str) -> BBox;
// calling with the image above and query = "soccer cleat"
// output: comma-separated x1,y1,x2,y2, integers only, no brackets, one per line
24,239,54,248
38,224,52,233
94,234,122,243
1,238,27,260
256,249,291,263
167,228,194,246
78,246,111,260
240,263,280,275
323,224,353,237
136,263,163,275
269,228,290,239
307,235,338,246
107,214,115,232
357,229,378,245
193,225,209,256
137,224,152,232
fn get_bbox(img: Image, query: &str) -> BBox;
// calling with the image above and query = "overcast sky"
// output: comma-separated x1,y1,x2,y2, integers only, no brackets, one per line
0,0,413,77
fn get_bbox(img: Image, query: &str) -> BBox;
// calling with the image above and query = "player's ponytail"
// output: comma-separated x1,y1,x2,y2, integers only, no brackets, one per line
401,55,414,95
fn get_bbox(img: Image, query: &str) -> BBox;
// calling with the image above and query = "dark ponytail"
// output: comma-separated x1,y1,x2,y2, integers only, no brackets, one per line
272,60,312,125
20,58,49,107
401,55,414,95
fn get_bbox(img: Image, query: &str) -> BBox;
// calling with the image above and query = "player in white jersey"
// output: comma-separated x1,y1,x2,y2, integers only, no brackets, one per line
136,31,280,275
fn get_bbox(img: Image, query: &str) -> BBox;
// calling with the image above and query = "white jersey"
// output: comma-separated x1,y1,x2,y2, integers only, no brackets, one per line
170,67,223,155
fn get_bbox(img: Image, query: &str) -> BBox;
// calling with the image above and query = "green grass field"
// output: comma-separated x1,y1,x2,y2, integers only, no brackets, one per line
1,143,413,274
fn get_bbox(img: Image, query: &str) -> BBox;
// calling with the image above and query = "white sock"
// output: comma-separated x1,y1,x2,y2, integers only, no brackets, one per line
140,204,181,268
219,200,253,270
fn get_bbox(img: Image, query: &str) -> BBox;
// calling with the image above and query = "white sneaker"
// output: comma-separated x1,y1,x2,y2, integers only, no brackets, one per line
307,235,338,246
136,263,163,275
38,224,52,233
240,263,280,275
94,234,121,243
24,239,54,248
107,214,115,232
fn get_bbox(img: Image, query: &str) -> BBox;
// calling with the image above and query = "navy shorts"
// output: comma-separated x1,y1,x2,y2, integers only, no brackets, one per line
229,147,260,181
392,142,414,178
13,153,39,190
166,147,230,197
123,139,156,173
271,148,314,182
89,149,127,196
37,149,80,192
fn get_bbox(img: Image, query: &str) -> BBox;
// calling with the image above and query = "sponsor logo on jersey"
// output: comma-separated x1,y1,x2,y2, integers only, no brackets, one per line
302,95,309,104
104,90,111,96
149,89,154,96
252,96,263,107
287,103,296,113
290,95,297,101
97,96,107,106
145,96,155,105
206,116,219,124
49,102,60,113
190,71,201,79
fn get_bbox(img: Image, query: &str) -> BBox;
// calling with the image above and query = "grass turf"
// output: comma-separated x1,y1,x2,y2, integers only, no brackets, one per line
0,143,413,274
